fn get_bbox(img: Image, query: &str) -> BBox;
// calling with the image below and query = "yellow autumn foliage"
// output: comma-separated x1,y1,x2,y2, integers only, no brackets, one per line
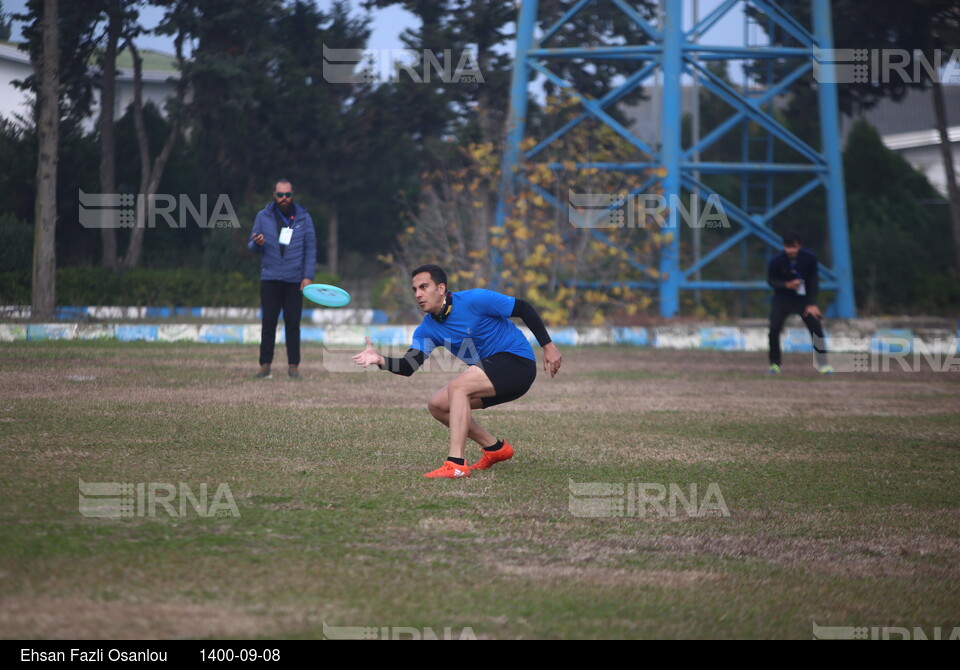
381,99,665,325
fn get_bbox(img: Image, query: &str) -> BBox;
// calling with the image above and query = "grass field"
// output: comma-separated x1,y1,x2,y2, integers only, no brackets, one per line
1,341,959,640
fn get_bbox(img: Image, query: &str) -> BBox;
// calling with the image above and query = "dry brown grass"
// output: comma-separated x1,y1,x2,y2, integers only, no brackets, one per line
1,343,958,638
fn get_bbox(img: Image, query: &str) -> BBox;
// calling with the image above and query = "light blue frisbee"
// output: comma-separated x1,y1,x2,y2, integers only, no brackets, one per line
303,283,351,308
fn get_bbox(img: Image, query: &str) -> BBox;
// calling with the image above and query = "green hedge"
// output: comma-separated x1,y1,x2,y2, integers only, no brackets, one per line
0,214,33,274
0,270,32,305
0,267,340,306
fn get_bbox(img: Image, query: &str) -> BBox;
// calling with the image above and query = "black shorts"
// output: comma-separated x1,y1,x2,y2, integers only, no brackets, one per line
478,352,537,408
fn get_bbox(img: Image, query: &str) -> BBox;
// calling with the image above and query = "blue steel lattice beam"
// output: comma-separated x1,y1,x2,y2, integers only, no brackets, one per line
495,0,856,317
812,0,856,317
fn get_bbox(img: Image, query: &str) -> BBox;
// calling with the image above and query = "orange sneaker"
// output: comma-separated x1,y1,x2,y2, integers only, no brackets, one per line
469,441,514,470
422,460,471,479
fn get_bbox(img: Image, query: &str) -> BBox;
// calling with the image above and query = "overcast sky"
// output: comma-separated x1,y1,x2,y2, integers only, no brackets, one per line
3,1,747,55
2,0,416,54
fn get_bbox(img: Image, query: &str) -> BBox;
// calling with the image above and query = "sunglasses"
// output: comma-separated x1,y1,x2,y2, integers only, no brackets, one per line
275,192,293,198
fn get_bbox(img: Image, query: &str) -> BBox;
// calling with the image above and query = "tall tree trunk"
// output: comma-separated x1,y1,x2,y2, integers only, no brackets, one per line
327,208,338,277
931,76,960,272
121,39,184,270
98,1,122,272
31,0,59,321
475,50,496,146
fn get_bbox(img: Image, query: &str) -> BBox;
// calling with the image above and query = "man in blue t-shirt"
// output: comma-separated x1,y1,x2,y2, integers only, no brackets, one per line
353,264,562,479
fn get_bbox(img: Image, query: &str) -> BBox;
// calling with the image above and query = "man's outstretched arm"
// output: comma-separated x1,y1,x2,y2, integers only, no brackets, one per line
352,336,425,377
512,299,562,377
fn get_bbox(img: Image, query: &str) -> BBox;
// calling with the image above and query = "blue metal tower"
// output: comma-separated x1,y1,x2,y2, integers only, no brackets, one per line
496,0,856,318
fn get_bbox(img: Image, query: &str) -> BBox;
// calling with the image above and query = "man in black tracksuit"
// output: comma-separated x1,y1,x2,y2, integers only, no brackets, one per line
767,231,830,373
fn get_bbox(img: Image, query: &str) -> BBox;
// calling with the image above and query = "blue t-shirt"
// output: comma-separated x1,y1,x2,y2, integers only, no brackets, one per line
411,289,535,364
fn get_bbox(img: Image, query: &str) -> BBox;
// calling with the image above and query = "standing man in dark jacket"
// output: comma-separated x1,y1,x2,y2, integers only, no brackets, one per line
767,231,831,374
248,179,317,379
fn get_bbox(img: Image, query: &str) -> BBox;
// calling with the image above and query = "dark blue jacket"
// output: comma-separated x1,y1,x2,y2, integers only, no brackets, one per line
767,247,819,305
248,202,317,283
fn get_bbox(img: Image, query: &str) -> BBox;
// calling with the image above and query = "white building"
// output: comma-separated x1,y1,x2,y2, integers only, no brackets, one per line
840,86,960,198
0,40,179,130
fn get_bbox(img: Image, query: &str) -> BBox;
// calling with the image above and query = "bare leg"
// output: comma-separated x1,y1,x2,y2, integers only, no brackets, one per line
428,389,496,448
429,366,497,460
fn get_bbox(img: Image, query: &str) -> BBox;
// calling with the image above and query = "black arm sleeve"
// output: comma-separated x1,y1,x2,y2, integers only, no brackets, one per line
767,257,787,290
512,299,552,347
804,255,819,305
378,348,426,377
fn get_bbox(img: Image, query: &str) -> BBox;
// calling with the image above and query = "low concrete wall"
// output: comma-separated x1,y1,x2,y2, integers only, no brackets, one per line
3,317,957,355
0,305,388,325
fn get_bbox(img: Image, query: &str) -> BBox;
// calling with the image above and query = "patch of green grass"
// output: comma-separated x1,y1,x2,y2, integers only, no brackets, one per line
0,342,958,639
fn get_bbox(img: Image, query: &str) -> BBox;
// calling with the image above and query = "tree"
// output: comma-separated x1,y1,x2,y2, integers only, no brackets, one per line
365,1,655,148
30,0,59,320
366,0,664,309
97,0,141,272
754,0,960,273
922,0,960,274
383,97,660,325
121,35,189,270
270,0,372,270
15,0,103,125
19,0,199,273
172,0,284,201
82,0,194,271
176,0,414,266
0,1,13,41
843,119,957,313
